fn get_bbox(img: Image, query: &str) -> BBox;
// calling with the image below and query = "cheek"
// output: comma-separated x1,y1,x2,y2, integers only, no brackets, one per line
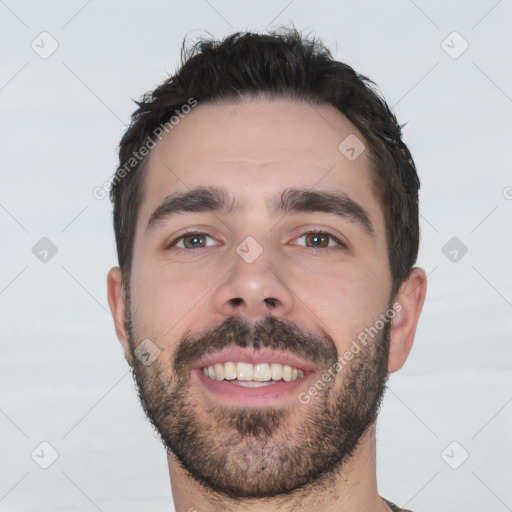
291,260,390,348
130,258,220,338
130,223,196,336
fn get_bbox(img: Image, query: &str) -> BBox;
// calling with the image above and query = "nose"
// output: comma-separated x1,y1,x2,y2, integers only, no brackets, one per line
212,240,295,321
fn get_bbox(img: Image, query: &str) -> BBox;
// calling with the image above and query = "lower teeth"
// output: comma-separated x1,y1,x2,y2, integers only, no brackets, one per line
230,380,277,387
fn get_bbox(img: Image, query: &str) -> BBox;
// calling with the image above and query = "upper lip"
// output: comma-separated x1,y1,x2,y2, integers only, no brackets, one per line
192,347,316,373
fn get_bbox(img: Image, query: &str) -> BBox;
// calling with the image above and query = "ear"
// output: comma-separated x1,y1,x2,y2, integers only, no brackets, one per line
107,267,134,366
388,267,427,373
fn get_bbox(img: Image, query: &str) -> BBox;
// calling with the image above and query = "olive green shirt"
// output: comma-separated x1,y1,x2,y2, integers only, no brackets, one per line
383,498,414,512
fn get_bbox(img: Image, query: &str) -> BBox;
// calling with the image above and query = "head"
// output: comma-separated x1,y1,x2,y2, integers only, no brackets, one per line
107,29,426,500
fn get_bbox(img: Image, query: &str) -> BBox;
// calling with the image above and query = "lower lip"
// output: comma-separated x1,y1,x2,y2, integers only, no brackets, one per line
194,369,313,407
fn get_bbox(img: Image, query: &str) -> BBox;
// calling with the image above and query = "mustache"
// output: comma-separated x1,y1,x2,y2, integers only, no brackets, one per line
173,315,338,375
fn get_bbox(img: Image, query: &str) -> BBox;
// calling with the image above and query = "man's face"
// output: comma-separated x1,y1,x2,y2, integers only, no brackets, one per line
125,98,394,498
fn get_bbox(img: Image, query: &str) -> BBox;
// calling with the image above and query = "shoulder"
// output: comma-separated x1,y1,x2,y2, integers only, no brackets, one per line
382,497,415,512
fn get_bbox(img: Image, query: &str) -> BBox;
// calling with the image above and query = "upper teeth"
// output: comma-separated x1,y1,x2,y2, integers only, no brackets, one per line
202,362,305,382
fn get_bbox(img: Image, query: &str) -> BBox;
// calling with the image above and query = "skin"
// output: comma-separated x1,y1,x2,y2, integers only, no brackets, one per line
107,98,427,512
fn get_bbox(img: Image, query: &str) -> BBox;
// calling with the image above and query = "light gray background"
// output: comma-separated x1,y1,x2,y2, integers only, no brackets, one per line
1,1,511,511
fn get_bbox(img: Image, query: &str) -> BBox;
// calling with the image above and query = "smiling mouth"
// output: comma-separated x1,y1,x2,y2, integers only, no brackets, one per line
202,361,305,387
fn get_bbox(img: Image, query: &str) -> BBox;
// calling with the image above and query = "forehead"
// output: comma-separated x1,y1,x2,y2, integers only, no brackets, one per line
136,98,381,231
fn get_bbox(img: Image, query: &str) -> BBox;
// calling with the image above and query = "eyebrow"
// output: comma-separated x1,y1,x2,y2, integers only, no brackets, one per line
146,186,375,237
146,186,240,231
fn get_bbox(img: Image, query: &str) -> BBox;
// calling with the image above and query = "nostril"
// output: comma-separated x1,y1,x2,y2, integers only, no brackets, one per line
228,297,277,308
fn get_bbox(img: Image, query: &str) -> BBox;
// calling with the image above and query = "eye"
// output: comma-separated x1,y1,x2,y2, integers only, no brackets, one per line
169,232,219,250
293,230,346,250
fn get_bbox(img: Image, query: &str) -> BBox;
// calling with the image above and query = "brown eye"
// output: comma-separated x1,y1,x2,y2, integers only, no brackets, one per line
304,232,330,248
292,230,348,251
295,231,345,250
182,234,207,248
170,232,218,250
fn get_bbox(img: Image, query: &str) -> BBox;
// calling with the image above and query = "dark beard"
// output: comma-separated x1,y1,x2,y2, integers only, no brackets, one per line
128,314,390,499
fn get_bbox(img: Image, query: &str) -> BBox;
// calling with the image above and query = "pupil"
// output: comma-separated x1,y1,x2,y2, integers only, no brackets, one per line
308,233,327,248
186,235,204,248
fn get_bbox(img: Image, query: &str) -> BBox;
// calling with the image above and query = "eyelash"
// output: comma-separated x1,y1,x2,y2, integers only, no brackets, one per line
167,230,347,252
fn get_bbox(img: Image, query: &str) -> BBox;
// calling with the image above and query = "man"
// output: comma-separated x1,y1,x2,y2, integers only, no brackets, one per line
107,29,427,512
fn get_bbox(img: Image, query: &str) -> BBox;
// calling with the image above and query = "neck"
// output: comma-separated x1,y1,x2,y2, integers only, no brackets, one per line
167,425,391,512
